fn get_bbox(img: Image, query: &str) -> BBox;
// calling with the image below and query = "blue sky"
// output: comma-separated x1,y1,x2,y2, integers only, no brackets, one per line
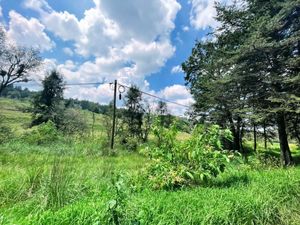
0,0,222,115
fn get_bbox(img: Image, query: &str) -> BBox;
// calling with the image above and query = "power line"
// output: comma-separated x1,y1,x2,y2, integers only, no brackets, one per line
117,82,191,108
65,82,105,86
30,79,191,108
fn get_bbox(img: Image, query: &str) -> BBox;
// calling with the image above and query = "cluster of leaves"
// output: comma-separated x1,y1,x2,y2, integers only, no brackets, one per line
106,174,129,225
30,70,89,137
142,121,234,189
22,121,60,145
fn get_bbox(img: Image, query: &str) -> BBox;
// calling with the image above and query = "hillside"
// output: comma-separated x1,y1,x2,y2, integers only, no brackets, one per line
0,98,106,135
0,98,300,224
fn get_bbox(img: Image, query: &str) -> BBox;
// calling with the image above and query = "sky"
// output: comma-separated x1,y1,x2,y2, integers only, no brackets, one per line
0,0,225,115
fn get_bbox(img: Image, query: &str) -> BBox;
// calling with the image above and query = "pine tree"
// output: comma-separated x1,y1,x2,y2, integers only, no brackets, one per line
183,0,300,165
123,85,144,140
31,70,65,127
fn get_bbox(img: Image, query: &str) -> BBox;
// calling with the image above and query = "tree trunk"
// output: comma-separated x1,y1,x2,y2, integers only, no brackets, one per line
228,114,241,151
277,113,293,166
263,122,267,150
253,123,257,152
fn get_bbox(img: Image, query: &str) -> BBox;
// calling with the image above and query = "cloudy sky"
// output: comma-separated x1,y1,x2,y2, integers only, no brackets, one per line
0,0,224,115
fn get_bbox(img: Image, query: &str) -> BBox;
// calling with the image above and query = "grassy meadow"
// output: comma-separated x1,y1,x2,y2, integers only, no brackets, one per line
1,98,300,224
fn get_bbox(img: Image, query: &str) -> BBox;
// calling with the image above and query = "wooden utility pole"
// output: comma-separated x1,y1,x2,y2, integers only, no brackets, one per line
111,80,117,150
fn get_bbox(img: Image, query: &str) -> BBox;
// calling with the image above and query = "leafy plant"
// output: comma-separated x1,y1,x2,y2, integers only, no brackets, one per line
22,121,60,145
106,174,129,225
58,108,89,136
142,121,234,189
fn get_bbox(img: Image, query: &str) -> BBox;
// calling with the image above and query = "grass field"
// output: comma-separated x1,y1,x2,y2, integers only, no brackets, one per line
1,98,300,224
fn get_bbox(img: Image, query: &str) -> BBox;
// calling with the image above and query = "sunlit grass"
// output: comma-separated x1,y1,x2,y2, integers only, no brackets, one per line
1,98,300,224
1,145,300,224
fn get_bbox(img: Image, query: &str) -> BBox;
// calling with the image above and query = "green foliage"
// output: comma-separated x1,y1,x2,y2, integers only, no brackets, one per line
22,121,60,145
31,70,65,127
142,121,234,189
66,98,111,115
0,141,300,224
121,85,144,147
0,84,36,99
105,174,129,225
0,115,13,144
256,152,282,168
43,157,72,209
183,0,300,164
122,136,140,152
58,108,89,136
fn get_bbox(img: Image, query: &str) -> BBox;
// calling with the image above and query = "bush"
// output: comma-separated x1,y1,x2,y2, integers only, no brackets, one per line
122,136,140,151
22,121,60,145
58,108,88,136
142,122,234,189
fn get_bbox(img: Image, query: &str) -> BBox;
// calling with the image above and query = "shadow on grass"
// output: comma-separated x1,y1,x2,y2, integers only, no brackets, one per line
293,155,300,165
205,174,250,188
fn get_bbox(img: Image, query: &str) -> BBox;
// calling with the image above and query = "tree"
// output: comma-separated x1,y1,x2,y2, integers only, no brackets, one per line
182,41,247,152
31,70,65,127
215,0,299,165
122,85,144,140
141,101,152,142
0,28,42,95
183,0,300,165
156,100,173,128
156,101,167,126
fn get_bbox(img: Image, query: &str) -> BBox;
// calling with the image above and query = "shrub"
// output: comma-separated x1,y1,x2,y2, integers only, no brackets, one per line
22,121,60,145
58,108,89,136
122,136,140,151
142,122,234,189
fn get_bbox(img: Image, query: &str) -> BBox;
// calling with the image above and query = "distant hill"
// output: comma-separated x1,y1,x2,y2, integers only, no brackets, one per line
0,85,111,115
0,97,107,135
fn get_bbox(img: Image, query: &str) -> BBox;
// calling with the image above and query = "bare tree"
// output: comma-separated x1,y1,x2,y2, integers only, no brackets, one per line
0,28,42,95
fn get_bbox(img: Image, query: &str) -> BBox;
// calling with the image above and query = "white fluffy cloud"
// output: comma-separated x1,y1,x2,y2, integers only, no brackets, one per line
0,6,3,18
159,85,194,115
23,0,52,13
6,10,54,51
22,0,182,86
189,0,233,30
182,26,189,32
20,0,193,115
171,65,183,74
63,47,74,56
25,0,181,57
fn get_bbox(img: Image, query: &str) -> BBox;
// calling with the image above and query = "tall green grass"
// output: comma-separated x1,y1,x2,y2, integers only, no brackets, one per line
1,97,300,224
1,144,300,224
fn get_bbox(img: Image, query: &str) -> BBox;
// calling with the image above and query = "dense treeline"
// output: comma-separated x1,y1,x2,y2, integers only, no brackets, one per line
183,0,300,165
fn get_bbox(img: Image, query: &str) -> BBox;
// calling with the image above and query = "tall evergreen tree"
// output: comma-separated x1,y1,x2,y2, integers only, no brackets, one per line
183,0,300,165
156,101,172,128
123,85,144,140
31,70,65,127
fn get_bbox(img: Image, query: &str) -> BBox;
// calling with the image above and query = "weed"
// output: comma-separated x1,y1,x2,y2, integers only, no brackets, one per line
142,122,235,189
